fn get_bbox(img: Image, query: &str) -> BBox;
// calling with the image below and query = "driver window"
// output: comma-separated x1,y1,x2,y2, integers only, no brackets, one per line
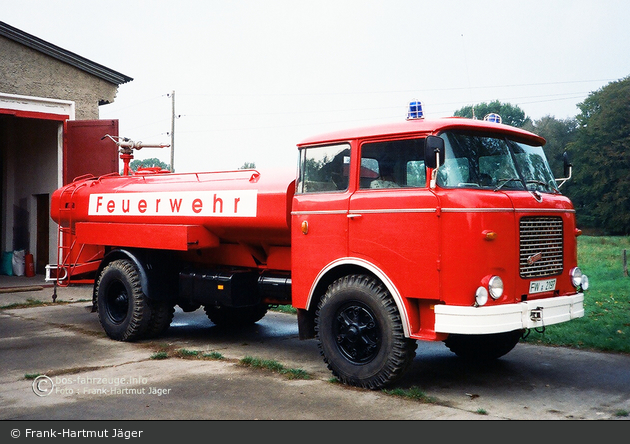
360,138,426,189
297,143,350,193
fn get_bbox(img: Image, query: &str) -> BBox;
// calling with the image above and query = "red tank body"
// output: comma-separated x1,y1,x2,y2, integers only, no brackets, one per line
51,168,296,276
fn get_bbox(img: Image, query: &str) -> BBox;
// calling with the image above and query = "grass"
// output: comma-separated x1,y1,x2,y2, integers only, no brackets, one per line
270,305,297,314
522,236,630,354
239,355,310,380
381,386,437,404
149,350,311,381
150,351,169,360
173,348,201,358
150,348,225,361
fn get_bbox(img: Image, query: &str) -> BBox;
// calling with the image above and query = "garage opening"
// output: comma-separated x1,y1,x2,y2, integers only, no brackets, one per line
0,113,61,274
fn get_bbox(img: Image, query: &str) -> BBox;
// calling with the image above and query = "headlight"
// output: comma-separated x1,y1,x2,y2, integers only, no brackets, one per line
475,286,489,306
581,274,589,291
570,267,583,289
488,276,504,299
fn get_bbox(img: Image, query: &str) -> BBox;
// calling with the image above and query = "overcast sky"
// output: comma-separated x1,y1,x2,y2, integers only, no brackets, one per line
2,0,630,173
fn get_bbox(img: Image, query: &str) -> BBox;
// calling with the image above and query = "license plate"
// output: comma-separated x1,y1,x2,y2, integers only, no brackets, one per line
529,278,557,294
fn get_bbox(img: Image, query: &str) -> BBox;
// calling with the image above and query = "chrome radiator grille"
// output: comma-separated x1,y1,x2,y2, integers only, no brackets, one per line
519,216,564,278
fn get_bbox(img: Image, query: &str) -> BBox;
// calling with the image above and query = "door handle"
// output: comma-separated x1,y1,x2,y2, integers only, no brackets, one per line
347,213,362,219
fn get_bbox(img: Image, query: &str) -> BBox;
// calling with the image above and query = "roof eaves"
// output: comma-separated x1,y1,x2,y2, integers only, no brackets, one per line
0,21,133,85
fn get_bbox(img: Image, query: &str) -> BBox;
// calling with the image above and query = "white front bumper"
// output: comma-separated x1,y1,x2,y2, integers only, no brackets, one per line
434,293,584,335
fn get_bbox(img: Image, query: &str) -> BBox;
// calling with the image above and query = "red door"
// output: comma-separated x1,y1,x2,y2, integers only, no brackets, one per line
63,119,119,184
347,137,441,339
290,142,353,309
55,119,119,283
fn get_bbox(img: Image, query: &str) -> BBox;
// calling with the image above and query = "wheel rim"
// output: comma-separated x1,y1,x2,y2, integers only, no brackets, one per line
333,302,380,364
105,281,129,324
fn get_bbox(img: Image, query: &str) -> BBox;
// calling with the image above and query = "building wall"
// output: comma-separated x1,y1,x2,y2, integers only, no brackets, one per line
0,35,118,120
0,29,126,275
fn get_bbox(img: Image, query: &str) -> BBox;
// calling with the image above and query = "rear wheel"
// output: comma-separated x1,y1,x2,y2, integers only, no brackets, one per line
315,275,417,390
96,259,151,341
444,330,523,361
146,301,175,338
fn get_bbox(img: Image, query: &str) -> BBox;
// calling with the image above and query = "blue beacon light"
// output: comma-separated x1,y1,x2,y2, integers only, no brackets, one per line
484,113,502,124
407,101,423,120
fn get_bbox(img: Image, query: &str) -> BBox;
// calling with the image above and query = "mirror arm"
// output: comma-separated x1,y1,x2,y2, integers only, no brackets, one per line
555,165,572,189
430,150,440,189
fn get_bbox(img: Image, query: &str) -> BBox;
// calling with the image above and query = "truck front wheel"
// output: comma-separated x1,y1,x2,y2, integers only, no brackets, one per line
315,275,417,390
96,259,152,342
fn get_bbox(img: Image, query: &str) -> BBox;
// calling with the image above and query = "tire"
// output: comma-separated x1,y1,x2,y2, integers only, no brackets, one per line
204,303,268,327
96,259,152,341
315,275,417,390
444,330,523,361
145,301,175,338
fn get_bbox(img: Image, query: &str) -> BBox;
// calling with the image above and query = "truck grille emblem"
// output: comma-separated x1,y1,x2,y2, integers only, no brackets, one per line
527,252,543,265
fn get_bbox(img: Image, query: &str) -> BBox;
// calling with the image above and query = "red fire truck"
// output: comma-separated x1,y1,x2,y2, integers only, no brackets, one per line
49,104,588,389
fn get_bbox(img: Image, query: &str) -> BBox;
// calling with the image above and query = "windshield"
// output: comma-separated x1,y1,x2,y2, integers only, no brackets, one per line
436,131,559,194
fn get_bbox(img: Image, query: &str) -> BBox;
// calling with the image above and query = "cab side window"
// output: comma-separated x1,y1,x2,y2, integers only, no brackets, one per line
297,144,350,193
360,138,426,189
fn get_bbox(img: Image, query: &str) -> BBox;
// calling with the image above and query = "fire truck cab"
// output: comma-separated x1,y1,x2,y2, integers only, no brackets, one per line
289,107,586,387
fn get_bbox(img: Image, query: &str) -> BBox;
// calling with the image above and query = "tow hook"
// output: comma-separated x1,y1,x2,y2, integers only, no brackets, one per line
530,307,543,322
522,307,546,339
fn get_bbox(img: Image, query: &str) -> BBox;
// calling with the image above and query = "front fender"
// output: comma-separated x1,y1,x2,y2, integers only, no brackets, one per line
306,257,411,338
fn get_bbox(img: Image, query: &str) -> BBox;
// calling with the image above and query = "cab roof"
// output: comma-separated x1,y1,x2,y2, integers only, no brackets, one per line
297,117,546,147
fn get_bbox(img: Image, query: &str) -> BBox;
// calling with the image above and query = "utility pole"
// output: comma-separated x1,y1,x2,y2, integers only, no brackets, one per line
170,90,175,172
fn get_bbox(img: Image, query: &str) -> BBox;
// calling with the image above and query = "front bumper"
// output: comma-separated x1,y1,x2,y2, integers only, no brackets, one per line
434,293,584,335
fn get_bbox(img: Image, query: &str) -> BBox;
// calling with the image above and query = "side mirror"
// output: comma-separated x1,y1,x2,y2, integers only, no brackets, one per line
556,151,573,189
425,136,445,169
563,151,572,178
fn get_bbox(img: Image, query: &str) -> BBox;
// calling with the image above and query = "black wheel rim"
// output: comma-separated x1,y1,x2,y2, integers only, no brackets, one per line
333,302,380,364
105,281,129,324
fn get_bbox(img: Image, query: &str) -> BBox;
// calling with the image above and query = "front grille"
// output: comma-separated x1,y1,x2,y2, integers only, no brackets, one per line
519,216,563,278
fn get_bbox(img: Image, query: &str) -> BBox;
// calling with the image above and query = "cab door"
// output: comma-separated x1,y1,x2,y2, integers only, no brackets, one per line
291,142,353,309
348,138,441,304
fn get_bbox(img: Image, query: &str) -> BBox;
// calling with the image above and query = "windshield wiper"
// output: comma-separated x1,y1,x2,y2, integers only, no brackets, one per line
525,180,559,193
494,178,521,191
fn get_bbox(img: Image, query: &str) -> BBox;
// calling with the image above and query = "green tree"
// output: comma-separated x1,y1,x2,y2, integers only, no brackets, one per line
128,158,170,172
454,100,531,128
239,162,256,169
565,76,630,235
522,116,578,179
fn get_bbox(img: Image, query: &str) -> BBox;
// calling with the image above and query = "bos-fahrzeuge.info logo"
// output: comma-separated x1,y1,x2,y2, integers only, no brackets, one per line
31,374,171,397
31,375,55,397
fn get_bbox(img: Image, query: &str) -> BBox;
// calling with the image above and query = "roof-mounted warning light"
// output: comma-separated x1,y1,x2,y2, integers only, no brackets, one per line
484,113,502,124
407,101,424,120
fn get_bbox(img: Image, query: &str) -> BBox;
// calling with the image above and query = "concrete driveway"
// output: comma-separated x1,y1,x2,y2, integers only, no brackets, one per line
1,275,629,421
